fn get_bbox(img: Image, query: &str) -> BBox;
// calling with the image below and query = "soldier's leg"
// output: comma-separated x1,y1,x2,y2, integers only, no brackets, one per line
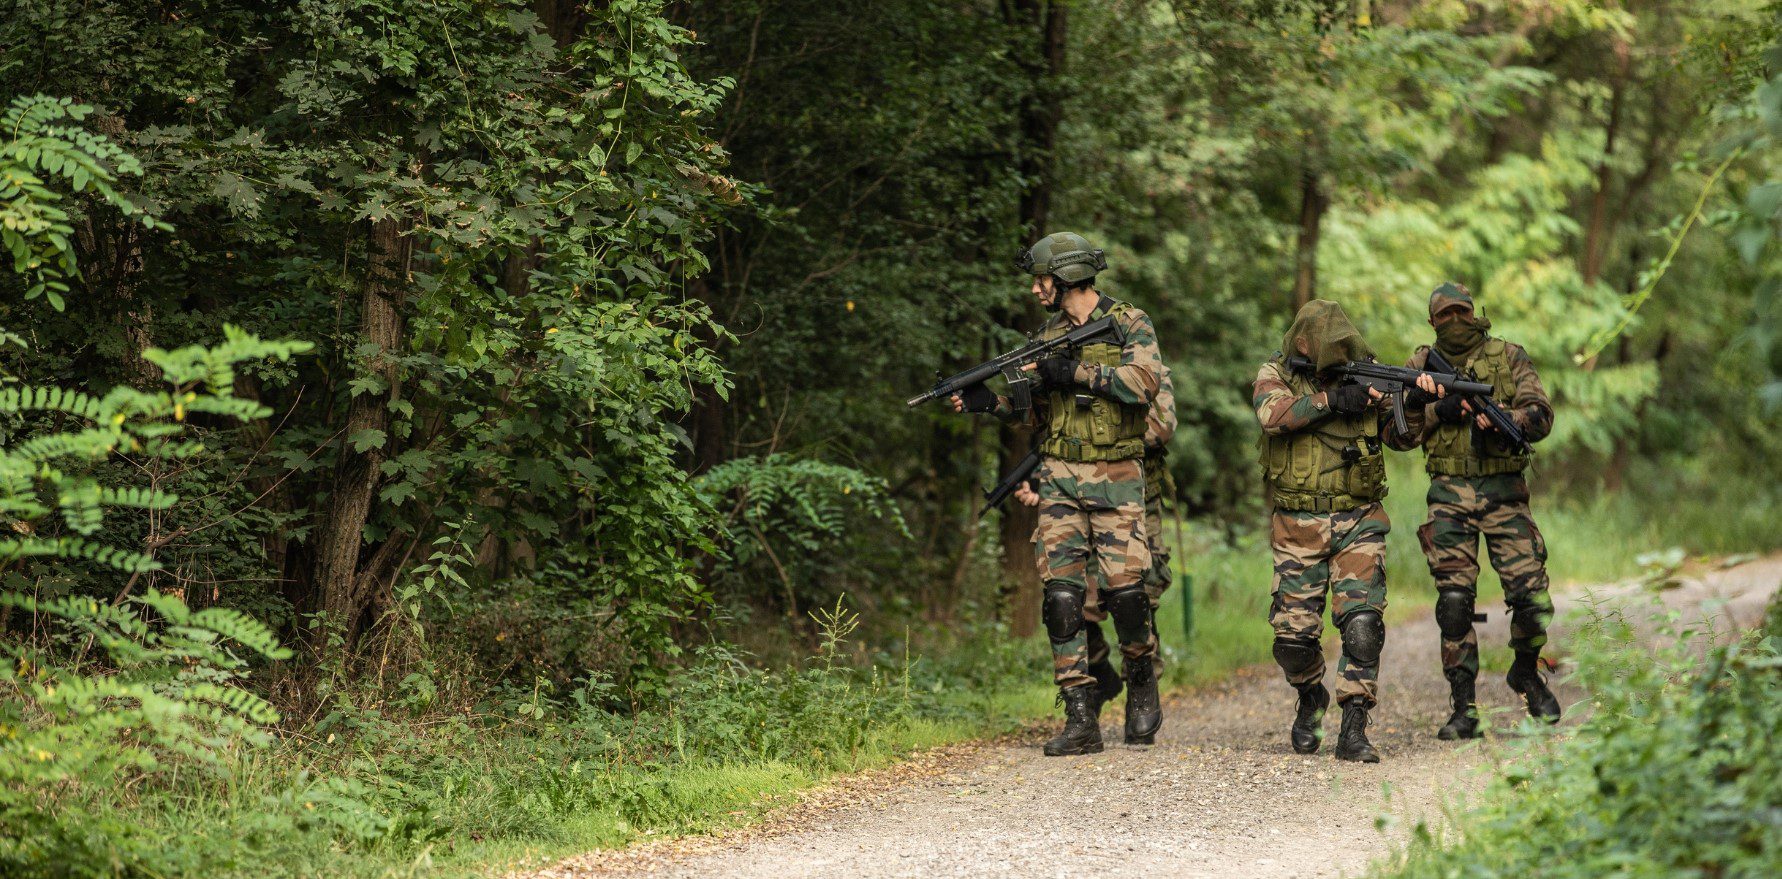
1268,511,1333,688
1418,477,1483,686
1328,503,1390,707
1142,480,1170,675
1083,459,1155,665
1480,476,1559,722
1032,467,1095,692
1479,477,1553,659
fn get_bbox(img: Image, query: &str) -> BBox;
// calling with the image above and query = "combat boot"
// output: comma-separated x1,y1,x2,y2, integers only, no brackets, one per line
1043,686,1104,756
1087,655,1123,714
1290,681,1329,754
1507,652,1561,723
1332,699,1380,763
1437,669,1482,741
1123,658,1162,745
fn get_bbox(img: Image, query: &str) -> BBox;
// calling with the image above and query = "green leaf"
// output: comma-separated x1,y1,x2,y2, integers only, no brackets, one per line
347,428,387,453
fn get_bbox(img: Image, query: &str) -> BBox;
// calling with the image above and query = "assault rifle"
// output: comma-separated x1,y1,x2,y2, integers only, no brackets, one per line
1286,356,1494,438
906,316,1119,415
1421,348,1531,455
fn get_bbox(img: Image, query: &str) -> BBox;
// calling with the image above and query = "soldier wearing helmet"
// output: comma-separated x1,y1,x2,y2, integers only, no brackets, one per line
950,232,1166,755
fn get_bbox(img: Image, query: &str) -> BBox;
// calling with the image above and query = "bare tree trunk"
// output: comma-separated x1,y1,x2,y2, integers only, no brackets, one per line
1291,163,1328,312
315,217,408,647
998,0,1068,639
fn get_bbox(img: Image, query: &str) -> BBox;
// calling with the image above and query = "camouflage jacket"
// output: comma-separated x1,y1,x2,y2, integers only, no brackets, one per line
1251,356,1417,450
1400,338,1554,447
993,295,1164,427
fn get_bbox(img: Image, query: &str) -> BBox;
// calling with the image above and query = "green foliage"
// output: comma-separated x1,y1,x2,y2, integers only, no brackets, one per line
0,95,162,310
1376,606,1782,879
696,455,909,616
0,589,290,876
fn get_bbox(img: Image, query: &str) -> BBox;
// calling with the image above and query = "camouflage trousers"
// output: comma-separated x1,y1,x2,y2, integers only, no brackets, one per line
1033,456,1154,689
1269,503,1389,705
1086,455,1170,673
1417,474,1553,679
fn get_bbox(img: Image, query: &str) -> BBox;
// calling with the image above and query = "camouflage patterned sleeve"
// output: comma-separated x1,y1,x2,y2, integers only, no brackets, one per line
989,394,1036,427
1073,308,1162,405
1505,343,1554,443
1252,361,1330,435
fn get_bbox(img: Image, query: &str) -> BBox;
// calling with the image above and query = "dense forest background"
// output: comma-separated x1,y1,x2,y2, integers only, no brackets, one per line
3,1,1780,876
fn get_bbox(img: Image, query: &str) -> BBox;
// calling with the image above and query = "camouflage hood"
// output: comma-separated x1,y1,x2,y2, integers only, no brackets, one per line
1282,299,1373,372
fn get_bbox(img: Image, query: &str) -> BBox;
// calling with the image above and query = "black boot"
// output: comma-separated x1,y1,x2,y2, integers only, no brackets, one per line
1087,656,1123,714
1507,652,1561,723
1437,669,1482,741
1043,686,1104,756
1123,658,1163,745
1333,699,1380,763
1290,682,1329,754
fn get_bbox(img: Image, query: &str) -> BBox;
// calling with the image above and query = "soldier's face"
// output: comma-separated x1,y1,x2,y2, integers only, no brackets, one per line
1431,305,1473,328
1031,274,1057,308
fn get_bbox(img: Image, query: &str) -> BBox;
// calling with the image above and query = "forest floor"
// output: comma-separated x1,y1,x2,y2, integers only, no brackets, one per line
521,556,1780,879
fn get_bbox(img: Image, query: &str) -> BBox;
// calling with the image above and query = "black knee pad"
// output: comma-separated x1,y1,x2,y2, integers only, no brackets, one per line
1042,583,1085,643
1341,612,1384,666
1272,637,1321,676
1435,589,1477,641
1104,586,1152,646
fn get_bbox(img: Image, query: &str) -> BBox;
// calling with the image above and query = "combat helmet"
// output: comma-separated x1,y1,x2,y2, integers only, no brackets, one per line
1017,232,1106,285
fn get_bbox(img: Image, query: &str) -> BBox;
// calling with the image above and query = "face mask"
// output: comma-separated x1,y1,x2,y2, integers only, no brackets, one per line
1435,314,1488,356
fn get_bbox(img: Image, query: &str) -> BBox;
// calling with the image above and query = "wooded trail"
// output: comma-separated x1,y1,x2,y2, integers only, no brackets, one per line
528,557,1780,879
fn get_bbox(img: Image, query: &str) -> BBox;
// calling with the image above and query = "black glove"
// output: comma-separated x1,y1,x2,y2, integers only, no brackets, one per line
1034,357,1079,390
956,383,998,414
1434,393,1471,424
1328,383,1371,415
1404,384,1438,407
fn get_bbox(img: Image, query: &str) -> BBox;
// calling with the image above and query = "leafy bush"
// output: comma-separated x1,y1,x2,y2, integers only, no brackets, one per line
1377,600,1782,879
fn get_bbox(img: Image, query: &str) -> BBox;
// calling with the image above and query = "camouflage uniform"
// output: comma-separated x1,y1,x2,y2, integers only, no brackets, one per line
1401,284,1556,721
1255,300,1415,761
1086,366,1174,675
993,295,1164,689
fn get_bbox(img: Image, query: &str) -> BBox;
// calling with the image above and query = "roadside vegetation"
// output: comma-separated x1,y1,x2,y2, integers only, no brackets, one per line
3,2,1781,878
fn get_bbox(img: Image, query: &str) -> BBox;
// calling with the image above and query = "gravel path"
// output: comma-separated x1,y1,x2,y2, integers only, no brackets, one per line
531,557,1780,879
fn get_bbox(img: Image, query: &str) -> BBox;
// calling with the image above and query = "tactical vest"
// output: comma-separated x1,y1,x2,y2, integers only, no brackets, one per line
1423,338,1533,477
1037,302,1147,463
1256,358,1387,513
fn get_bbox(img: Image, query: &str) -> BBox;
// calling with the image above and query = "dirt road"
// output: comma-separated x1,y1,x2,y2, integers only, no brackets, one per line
531,557,1779,879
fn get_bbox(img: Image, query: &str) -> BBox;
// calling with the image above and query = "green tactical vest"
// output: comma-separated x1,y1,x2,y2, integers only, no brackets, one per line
1423,338,1533,477
1037,300,1147,463
1256,358,1387,513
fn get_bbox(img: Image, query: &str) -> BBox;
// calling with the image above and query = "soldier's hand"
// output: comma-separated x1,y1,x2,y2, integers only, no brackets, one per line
1475,412,1492,431
952,384,997,414
1013,483,1041,507
1434,393,1472,424
1328,383,1373,415
1406,373,1445,406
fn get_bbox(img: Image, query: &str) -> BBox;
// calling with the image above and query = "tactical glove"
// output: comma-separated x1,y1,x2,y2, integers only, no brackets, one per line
1034,357,1080,390
1434,393,1470,424
1404,384,1438,407
1328,383,1371,415
956,383,998,413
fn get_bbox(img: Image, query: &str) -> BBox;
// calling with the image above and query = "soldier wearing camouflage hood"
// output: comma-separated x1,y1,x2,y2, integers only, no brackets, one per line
1400,282,1561,739
950,232,1165,755
1253,299,1422,762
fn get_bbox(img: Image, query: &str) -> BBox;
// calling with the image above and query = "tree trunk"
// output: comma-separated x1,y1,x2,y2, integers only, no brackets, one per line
314,217,408,647
1291,163,1328,312
1582,43,1630,286
999,0,1068,639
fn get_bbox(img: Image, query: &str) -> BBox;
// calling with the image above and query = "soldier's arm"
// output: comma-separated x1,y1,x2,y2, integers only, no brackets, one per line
1253,362,1330,435
1505,344,1554,443
1074,309,1161,405
988,394,1036,426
